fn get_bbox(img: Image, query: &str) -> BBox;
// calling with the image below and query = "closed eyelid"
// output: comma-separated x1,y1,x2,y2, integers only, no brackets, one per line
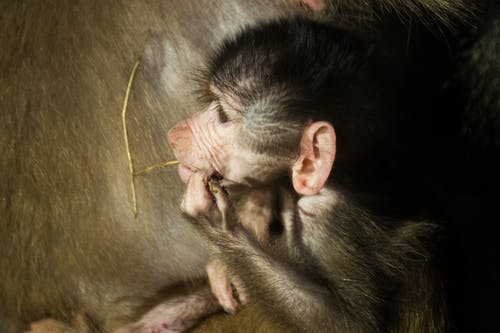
215,101,229,123
209,88,244,121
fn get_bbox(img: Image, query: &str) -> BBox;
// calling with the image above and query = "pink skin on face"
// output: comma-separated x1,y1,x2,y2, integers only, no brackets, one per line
167,103,228,182
167,114,214,181
168,101,275,191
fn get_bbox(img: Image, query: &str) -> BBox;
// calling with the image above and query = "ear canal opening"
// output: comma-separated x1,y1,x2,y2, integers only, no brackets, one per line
301,158,316,173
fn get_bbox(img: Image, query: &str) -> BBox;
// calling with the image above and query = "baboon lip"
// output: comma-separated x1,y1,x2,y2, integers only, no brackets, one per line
178,164,195,184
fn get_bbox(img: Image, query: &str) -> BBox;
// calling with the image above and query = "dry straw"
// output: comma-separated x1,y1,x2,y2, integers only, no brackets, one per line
121,58,179,217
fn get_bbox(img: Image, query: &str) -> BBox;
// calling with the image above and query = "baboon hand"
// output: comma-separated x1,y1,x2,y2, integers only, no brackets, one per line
181,171,236,233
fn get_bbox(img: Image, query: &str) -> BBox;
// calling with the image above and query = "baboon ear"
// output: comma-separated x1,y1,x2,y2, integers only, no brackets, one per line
292,121,336,195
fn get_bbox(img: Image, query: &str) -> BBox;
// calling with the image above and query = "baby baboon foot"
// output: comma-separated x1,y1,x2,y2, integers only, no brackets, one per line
206,259,239,314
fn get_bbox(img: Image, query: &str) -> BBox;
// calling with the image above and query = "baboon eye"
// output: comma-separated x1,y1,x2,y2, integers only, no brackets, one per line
215,102,229,123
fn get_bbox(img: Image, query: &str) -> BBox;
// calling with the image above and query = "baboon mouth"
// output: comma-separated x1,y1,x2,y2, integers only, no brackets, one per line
177,164,196,183
209,172,223,182
208,172,231,190
177,163,242,192
207,172,242,192
177,163,224,185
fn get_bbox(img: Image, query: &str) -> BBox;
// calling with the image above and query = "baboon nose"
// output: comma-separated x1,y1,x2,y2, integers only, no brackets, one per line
167,121,187,147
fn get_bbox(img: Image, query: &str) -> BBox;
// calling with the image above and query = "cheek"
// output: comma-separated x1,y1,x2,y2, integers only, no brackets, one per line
222,150,279,185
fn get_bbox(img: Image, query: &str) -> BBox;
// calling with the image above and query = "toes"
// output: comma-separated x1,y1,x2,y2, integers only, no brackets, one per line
206,260,238,314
